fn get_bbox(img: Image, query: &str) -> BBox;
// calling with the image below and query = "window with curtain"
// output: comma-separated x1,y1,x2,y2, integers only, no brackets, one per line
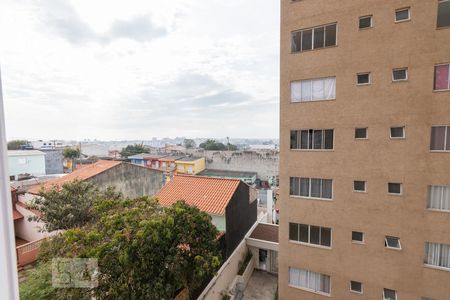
291,77,336,102
437,0,450,28
424,242,450,269
289,223,332,247
291,23,337,53
427,185,450,211
430,126,450,151
289,267,331,294
289,177,333,199
290,129,334,150
434,64,450,91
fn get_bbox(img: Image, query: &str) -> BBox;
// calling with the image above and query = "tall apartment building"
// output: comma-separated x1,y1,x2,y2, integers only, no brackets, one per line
279,1,450,299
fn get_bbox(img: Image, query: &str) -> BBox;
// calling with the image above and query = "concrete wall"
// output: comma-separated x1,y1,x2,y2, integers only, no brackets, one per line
8,154,46,178
14,205,48,242
42,150,64,175
187,149,279,181
211,215,226,232
88,163,164,198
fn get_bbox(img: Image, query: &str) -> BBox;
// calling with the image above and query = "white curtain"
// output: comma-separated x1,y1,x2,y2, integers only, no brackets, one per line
324,77,336,99
443,187,450,211
291,81,302,102
425,242,450,268
301,80,312,101
312,79,324,100
428,185,450,211
440,244,450,268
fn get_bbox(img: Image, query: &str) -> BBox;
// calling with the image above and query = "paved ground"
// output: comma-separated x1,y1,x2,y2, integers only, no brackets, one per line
242,270,278,300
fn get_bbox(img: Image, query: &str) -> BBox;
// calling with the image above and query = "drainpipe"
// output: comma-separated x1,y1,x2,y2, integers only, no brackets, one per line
267,189,273,224
0,68,20,299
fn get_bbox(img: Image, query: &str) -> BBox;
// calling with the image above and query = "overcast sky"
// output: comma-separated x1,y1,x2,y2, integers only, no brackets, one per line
0,0,280,141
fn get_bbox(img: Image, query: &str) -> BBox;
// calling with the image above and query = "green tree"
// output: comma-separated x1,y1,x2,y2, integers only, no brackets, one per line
183,139,196,149
28,197,221,299
7,140,29,150
199,139,238,151
63,147,80,159
120,143,148,158
29,180,122,232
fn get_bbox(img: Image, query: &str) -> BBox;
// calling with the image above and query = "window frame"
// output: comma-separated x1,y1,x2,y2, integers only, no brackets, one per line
385,236,402,250
289,177,334,200
289,222,333,249
437,0,450,29
353,180,367,193
390,126,405,139
355,127,368,140
350,280,363,294
430,125,450,151
356,72,371,85
392,68,408,82
290,76,337,103
291,23,338,54
427,185,450,212
388,182,403,195
383,288,398,300
290,129,334,151
395,7,411,23
359,15,373,29
433,63,450,91
288,267,332,296
352,231,365,244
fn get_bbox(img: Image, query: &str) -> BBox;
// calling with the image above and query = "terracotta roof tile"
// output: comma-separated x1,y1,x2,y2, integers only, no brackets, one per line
155,174,240,215
28,160,122,195
249,223,279,243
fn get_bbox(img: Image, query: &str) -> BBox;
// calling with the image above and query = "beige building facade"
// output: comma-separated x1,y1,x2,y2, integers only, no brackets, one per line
279,1,450,299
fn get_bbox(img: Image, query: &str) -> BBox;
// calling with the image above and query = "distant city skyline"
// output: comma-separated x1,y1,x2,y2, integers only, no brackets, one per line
0,0,280,140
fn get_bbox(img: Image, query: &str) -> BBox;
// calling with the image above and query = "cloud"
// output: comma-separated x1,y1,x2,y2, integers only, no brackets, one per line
109,15,168,42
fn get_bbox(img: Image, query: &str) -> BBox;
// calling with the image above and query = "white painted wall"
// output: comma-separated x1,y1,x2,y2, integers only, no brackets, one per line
14,205,48,242
211,214,226,232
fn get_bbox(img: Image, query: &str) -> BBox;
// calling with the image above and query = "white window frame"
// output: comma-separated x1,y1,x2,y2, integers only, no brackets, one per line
356,72,371,85
289,223,333,249
288,267,332,296
353,180,367,193
290,177,333,200
437,0,450,29
385,236,402,250
388,182,403,195
383,288,398,300
290,77,336,103
350,280,363,294
291,23,338,53
430,125,450,151
395,7,411,23
392,68,408,82
359,15,373,29
352,231,365,244
290,129,335,150
434,63,450,91
390,126,405,139
427,185,450,212
355,127,368,139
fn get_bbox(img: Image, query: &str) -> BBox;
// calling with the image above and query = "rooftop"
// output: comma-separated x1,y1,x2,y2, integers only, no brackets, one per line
159,155,185,162
8,150,46,157
176,156,204,162
198,169,257,178
28,160,122,194
248,223,279,243
128,153,152,159
155,174,240,215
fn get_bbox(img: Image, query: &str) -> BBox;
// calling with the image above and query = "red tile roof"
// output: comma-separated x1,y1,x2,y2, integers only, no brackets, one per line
156,174,240,215
28,160,122,195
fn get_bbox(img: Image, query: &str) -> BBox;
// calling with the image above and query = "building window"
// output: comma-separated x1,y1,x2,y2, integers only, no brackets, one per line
385,236,401,249
430,126,450,151
424,242,450,269
289,223,332,247
352,231,364,243
353,181,366,192
355,128,368,139
395,7,410,22
390,127,405,139
422,297,435,300
428,185,450,211
388,183,402,195
290,77,336,102
350,281,363,293
291,23,337,53
434,64,450,91
392,68,408,81
357,73,370,85
438,0,450,28
290,129,334,150
9,175,15,181
383,288,397,300
289,267,331,295
290,177,333,200
359,15,372,29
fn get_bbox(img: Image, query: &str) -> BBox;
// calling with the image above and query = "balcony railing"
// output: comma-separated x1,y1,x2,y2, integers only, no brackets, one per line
16,238,45,267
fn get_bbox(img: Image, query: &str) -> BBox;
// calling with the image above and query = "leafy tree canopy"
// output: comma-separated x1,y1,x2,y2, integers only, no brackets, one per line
7,140,29,150
63,147,81,159
25,195,221,300
30,180,122,232
183,139,196,149
199,139,238,151
120,143,148,158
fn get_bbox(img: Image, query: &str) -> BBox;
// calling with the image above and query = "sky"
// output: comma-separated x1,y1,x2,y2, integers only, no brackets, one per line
0,0,280,141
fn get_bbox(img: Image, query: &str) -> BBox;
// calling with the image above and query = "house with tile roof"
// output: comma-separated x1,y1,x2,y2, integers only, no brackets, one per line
27,160,164,198
175,156,206,175
156,174,257,257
